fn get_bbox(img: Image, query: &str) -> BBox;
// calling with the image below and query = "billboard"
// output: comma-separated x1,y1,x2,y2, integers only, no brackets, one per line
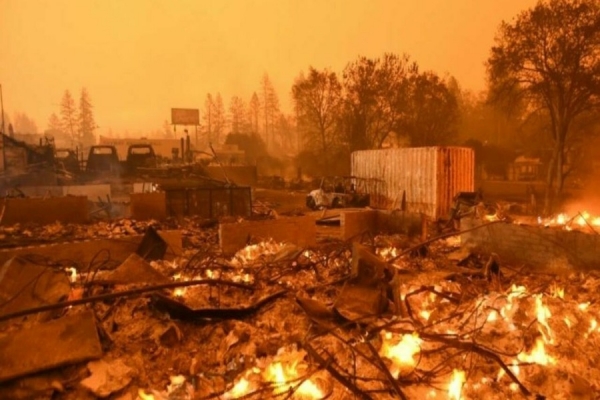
171,108,199,125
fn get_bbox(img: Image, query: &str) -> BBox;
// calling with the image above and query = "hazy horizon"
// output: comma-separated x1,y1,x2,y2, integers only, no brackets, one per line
2,0,537,136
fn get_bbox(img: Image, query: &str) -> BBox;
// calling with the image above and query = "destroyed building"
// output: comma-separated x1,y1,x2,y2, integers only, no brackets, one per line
1,139,599,400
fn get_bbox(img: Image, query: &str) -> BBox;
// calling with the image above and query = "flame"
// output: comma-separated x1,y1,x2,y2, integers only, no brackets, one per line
264,361,323,398
484,214,499,222
500,285,527,318
380,331,422,377
173,287,186,297
497,360,520,380
535,295,554,343
586,318,598,337
377,247,399,260
138,390,155,400
448,369,466,400
518,338,556,365
578,302,590,311
550,285,564,299
232,240,285,266
66,267,78,283
223,377,253,399
537,210,600,230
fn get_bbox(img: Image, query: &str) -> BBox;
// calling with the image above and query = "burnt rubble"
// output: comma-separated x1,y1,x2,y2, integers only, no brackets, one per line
0,213,599,400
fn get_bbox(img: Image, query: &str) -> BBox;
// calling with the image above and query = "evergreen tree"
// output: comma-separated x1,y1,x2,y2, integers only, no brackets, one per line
78,88,96,147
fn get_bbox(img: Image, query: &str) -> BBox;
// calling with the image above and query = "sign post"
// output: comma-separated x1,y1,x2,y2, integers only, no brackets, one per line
171,108,200,163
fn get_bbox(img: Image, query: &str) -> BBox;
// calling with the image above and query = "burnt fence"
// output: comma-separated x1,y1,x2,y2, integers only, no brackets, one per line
164,186,252,219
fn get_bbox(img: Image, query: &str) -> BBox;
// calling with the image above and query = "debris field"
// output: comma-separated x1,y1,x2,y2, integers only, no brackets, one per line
1,213,600,400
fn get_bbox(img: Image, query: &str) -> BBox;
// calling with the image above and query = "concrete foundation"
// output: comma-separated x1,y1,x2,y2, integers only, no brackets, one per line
461,217,600,272
0,196,89,225
17,184,111,200
341,210,425,241
219,216,317,254
0,230,182,266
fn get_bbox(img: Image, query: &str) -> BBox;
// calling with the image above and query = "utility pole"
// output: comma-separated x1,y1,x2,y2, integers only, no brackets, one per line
0,84,5,173
0,84,5,135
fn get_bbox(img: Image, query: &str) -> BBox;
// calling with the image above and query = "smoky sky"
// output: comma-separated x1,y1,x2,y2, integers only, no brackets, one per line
1,0,537,135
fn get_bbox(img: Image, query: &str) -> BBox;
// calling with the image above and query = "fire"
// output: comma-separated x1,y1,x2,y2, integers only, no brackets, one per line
500,284,527,318
232,240,286,266
484,214,499,222
535,295,554,343
173,287,186,297
377,246,399,260
66,267,78,283
578,302,590,311
380,331,422,377
537,210,600,230
448,369,466,400
550,285,564,299
264,361,323,398
585,318,598,337
518,338,556,365
497,360,520,380
138,390,154,400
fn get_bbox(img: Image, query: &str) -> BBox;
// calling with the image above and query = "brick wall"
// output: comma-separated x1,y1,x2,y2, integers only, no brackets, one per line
461,218,600,272
219,216,317,254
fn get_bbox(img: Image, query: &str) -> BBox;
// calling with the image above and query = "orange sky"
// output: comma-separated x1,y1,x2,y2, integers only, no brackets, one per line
1,0,537,135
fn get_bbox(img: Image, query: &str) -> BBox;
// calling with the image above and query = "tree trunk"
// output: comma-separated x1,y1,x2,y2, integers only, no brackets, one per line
556,145,565,196
543,147,558,216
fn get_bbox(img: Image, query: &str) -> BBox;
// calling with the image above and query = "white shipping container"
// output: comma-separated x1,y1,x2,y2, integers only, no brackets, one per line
351,147,475,219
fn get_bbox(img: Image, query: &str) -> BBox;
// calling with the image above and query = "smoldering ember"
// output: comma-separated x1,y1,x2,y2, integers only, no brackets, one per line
2,1,600,400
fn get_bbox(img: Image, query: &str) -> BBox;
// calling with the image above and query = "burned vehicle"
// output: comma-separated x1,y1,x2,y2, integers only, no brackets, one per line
306,176,371,210
85,145,122,178
125,144,157,174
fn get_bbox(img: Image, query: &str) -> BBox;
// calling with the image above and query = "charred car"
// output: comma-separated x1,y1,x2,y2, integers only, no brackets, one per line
306,176,371,210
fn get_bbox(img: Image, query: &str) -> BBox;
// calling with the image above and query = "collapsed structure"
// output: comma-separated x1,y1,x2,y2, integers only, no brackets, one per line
0,144,599,400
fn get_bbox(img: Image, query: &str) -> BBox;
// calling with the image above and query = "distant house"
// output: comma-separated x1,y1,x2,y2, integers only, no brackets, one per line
507,155,543,181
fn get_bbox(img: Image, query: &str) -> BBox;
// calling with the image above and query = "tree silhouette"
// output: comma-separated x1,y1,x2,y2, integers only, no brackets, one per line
487,0,600,212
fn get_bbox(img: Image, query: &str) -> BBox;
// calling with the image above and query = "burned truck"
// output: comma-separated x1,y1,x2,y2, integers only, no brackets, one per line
306,176,372,210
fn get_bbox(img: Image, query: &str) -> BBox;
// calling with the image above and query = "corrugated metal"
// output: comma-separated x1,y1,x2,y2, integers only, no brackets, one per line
351,147,474,219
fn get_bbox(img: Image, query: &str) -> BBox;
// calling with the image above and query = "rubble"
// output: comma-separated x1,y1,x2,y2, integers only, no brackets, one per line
0,310,102,383
2,207,600,400
80,359,134,398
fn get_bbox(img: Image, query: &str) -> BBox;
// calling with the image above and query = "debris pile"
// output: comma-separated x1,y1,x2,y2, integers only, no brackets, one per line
1,214,599,400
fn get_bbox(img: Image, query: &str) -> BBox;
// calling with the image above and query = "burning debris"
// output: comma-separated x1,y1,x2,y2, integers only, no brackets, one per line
1,210,600,400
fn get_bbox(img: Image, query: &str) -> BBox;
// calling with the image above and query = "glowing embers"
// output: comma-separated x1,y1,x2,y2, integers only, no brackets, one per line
447,369,466,400
536,210,600,231
222,347,326,399
230,239,288,267
517,337,556,366
380,331,423,377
